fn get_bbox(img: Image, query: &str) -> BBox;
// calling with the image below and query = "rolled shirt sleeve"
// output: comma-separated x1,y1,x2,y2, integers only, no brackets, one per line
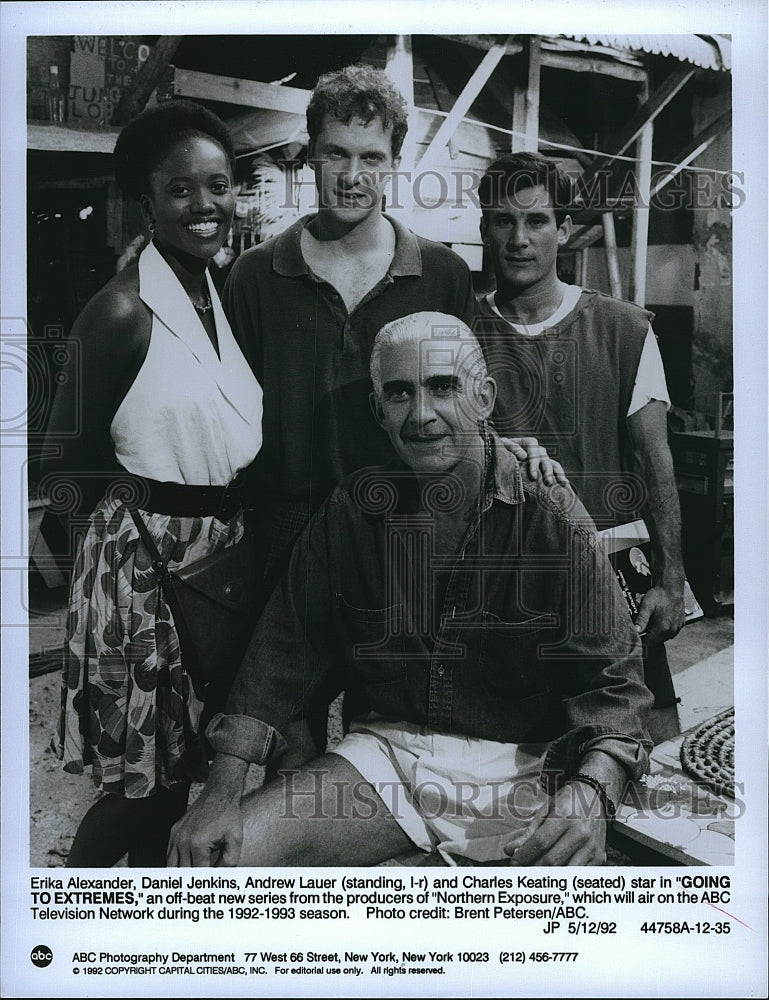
205,712,284,765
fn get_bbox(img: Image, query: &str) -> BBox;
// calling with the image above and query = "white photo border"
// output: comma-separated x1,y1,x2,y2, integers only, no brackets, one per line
2,2,766,996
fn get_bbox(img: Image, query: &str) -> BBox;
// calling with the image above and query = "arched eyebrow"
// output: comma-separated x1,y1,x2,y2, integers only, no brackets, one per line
163,172,231,183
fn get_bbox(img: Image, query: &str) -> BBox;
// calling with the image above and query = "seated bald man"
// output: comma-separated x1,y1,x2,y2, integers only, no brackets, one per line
169,312,652,868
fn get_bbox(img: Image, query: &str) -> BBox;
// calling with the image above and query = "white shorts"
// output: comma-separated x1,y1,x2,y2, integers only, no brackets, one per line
331,716,551,865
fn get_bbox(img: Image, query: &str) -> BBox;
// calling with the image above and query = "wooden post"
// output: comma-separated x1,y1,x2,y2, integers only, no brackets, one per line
601,212,623,298
574,64,694,199
111,36,182,125
418,37,511,169
569,111,732,250
571,112,731,251
385,35,416,224
511,36,541,152
579,248,589,287
629,77,652,305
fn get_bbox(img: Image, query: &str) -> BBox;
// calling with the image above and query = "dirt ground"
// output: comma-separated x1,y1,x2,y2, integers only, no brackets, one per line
29,670,337,868
31,671,632,869
30,671,101,866
29,607,734,868
29,672,139,867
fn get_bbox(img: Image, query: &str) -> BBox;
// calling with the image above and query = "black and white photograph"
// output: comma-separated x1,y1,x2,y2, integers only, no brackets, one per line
2,1,767,996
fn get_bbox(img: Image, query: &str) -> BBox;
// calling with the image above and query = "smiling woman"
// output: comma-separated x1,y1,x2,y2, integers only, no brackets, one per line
144,138,233,261
43,100,264,868
113,101,239,353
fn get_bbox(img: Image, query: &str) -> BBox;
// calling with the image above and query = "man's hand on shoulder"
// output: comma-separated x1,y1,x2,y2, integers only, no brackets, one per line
504,782,608,866
500,436,569,487
167,755,248,867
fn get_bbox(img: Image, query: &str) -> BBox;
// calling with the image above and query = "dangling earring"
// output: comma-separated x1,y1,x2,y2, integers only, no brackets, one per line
148,220,156,235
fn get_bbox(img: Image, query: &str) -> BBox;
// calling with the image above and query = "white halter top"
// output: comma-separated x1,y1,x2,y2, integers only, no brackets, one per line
111,241,263,486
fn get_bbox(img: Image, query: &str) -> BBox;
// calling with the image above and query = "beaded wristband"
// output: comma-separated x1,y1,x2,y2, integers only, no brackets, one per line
566,772,617,821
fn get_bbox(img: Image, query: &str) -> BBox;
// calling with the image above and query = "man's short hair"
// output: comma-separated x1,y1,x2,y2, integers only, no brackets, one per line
307,64,409,158
370,312,487,396
479,152,575,226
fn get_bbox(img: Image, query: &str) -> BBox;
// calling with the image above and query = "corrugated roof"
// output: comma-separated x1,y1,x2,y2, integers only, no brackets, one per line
562,34,731,72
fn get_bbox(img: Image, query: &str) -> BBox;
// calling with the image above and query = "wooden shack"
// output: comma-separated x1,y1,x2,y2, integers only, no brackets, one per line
27,32,732,414
27,34,734,606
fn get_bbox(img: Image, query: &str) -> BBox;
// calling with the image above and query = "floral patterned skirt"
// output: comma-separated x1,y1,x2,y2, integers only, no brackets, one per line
54,496,245,798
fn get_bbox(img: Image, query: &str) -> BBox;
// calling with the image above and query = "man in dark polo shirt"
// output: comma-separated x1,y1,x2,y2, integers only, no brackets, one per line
223,66,559,582
223,65,475,578
222,68,563,759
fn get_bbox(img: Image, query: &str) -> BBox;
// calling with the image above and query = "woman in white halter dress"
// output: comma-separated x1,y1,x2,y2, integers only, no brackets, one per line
45,101,263,866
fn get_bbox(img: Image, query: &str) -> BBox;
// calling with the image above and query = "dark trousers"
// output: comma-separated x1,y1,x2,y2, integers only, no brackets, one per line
642,640,679,710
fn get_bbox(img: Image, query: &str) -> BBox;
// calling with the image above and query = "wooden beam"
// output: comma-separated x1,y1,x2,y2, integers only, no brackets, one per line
172,67,311,115
579,248,590,287
511,36,541,152
422,66,460,159
628,80,653,305
568,223,603,251
540,35,645,67
385,35,416,220
28,122,119,154
438,37,531,157
649,110,731,198
418,37,512,169
569,109,732,250
111,36,183,125
386,34,414,102
582,65,694,183
602,212,623,298
540,49,647,83
568,65,699,233
434,35,523,57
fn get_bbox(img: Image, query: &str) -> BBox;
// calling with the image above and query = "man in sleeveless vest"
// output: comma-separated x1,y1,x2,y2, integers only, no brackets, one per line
473,152,686,743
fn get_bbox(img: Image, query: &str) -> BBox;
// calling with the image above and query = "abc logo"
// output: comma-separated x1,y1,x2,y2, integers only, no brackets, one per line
30,945,53,968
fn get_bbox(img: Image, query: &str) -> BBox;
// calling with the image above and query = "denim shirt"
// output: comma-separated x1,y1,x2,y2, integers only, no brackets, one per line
208,434,652,788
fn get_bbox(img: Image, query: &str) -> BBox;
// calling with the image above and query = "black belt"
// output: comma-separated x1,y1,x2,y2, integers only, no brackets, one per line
110,470,251,521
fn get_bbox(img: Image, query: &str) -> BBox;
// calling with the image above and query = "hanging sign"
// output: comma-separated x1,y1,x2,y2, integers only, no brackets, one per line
68,36,151,123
